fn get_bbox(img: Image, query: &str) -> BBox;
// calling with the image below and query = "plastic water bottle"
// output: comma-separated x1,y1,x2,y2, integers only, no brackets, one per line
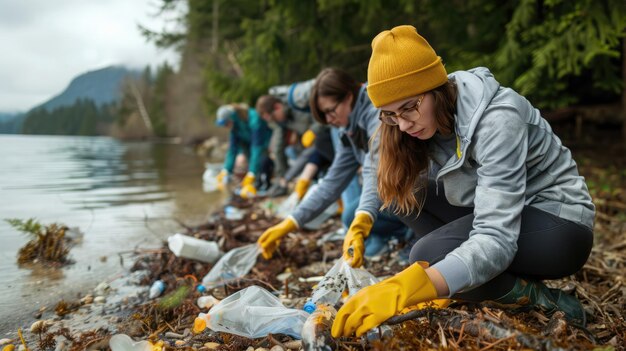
197,295,220,309
149,280,165,299
224,206,244,220
167,233,222,263
301,304,338,350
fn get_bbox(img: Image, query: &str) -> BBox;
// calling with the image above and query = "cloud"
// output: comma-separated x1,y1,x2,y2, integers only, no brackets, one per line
0,0,181,112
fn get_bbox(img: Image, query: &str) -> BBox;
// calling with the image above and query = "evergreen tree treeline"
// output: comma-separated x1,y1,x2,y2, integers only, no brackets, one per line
143,0,625,113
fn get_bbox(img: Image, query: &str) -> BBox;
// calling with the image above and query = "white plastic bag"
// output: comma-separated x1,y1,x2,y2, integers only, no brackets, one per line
200,244,261,289
304,258,378,312
202,168,220,192
196,286,309,339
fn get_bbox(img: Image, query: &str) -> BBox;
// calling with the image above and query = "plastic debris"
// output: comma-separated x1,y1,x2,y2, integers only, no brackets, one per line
109,334,152,351
301,304,337,351
148,280,166,299
202,167,220,192
197,295,220,309
193,286,309,339
198,244,261,291
303,259,378,313
224,206,245,220
167,233,222,263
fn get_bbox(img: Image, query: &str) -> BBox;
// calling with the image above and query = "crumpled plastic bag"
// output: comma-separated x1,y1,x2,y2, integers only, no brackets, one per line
309,258,379,307
197,285,309,339
200,244,261,289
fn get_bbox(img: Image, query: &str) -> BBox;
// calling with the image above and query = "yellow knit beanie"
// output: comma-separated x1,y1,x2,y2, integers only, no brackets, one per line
367,25,448,107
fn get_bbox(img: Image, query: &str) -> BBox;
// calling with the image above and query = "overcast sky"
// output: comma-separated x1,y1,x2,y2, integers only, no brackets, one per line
0,0,182,112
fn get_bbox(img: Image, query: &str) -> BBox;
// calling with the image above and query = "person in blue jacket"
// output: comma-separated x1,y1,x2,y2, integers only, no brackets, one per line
332,25,595,338
214,104,272,198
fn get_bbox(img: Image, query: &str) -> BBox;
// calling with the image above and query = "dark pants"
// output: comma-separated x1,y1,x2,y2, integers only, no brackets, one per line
402,180,593,301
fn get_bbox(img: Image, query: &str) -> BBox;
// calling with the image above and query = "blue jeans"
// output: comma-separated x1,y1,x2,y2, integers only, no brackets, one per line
341,176,408,255
331,128,408,254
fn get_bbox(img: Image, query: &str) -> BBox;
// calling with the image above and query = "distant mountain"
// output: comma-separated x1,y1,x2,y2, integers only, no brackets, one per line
0,113,25,134
0,112,18,122
31,65,140,112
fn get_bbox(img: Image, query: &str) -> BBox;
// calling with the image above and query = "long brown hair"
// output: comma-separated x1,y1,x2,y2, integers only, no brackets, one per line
377,81,457,215
310,68,362,124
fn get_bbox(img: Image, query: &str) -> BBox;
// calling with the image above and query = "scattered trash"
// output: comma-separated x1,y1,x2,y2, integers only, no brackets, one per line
202,167,220,192
168,233,222,263
109,334,152,351
304,258,378,313
198,244,261,291
197,295,220,309
224,206,245,220
193,286,309,339
301,303,337,351
148,280,165,299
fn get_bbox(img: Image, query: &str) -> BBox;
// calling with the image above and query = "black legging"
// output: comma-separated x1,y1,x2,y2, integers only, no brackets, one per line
401,180,593,301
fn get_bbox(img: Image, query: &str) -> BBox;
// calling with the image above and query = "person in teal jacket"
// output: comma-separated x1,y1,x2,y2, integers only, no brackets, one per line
215,104,273,198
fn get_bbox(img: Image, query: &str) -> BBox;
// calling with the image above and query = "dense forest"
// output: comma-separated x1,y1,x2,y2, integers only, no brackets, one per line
141,0,625,132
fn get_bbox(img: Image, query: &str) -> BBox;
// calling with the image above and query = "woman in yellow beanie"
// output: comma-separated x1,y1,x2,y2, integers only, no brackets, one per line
332,25,595,337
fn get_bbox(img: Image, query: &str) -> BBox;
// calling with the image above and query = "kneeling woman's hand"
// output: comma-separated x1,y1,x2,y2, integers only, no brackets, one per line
342,212,374,268
257,217,297,259
331,262,439,337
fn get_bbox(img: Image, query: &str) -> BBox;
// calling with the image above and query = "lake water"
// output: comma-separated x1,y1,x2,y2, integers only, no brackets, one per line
0,135,225,334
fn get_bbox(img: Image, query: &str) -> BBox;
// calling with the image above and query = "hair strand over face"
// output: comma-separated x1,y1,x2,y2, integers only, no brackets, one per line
376,81,457,216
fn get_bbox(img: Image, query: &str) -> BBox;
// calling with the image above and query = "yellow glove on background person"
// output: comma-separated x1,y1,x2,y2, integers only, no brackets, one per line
331,262,439,337
257,217,298,259
301,129,316,148
216,169,230,190
241,172,255,187
343,212,373,268
240,184,257,199
294,178,311,200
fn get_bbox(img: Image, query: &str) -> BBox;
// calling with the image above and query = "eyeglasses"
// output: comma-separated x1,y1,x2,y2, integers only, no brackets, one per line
379,94,425,126
321,99,343,120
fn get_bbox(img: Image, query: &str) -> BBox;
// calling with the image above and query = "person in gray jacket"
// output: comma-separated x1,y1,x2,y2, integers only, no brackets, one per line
257,67,407,261
332,25,595,338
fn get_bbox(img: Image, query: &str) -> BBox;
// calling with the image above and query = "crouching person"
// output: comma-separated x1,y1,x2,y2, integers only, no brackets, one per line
332,25,594,338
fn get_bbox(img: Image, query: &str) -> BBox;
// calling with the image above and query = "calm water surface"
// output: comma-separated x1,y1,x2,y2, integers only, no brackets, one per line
0,135,225,334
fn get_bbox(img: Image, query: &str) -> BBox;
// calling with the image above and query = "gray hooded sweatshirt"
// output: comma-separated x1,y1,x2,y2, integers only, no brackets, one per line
428,67,595,296
290,85,380,225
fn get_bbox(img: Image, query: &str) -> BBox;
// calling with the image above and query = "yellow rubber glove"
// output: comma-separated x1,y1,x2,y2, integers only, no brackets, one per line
257,217,298,259
240,184,257,199
241,172,255,187
216,169,229,190
294,178,311,200
331,262,439,337
342,212,373,268
301,129,316,148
